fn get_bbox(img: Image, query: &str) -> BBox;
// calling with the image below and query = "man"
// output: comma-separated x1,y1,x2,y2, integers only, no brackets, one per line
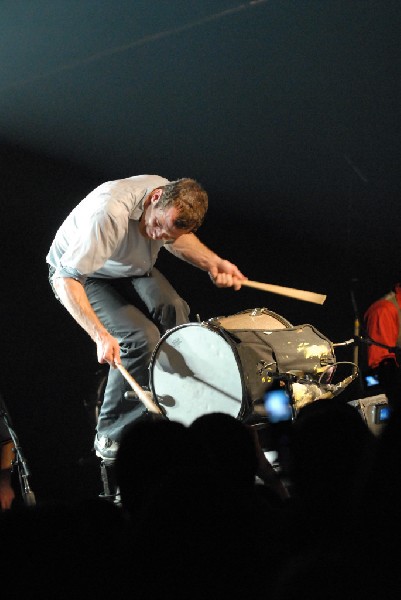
47,175,246,461
364,282,401,408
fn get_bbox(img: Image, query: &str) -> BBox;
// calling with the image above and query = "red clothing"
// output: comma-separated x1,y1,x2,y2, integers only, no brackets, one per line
364,283,401,369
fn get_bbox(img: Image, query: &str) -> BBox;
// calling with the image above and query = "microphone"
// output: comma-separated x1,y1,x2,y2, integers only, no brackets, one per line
291,372,358,409
260,364,358,408
323,373,359,398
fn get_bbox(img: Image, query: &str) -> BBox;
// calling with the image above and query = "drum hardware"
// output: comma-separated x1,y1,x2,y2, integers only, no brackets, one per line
257,360,300,384
319,354,336,367
123,390,168,417
116,362,162,415
257,359,359,412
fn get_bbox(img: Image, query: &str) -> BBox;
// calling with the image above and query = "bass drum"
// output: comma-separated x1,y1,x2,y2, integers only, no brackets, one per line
148,308,292,426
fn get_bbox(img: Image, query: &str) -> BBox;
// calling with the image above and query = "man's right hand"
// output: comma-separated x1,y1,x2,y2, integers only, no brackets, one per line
96,331,121,367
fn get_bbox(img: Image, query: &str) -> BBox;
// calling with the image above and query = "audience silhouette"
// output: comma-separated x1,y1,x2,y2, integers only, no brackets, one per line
114,413,195,520
0,496,133,598
115,412,288,598
271,398,395,600
2,395,400,599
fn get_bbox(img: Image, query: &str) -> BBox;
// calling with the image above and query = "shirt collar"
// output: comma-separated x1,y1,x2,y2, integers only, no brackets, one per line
129,189,149,220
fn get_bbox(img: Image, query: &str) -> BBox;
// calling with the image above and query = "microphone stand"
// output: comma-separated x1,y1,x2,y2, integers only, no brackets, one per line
356,335,401,361
349,279,365,394
0,408,36,507
350,282,359,373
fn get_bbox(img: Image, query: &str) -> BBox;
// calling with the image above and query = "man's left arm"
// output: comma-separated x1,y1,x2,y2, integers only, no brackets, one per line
165,233,247,290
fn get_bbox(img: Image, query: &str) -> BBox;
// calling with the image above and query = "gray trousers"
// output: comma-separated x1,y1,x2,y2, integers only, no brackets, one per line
83,268,190,441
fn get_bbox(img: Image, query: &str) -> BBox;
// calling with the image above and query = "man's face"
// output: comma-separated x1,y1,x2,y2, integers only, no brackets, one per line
140,200,190,242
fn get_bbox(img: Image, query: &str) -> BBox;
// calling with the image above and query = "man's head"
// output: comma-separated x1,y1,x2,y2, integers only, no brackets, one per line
141,178,208,242
156,178,208,233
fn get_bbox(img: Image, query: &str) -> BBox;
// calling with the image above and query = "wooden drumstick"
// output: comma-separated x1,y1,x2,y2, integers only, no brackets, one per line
241,280,326,305
115,363,162,415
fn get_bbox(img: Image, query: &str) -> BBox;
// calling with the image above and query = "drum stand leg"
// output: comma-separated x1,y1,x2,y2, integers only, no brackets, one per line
99,460,121,505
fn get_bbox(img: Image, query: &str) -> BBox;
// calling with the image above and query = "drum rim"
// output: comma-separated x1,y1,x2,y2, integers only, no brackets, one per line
208,307,293,329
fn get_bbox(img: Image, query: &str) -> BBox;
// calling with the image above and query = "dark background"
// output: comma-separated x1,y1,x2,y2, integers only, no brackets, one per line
1,1,401,503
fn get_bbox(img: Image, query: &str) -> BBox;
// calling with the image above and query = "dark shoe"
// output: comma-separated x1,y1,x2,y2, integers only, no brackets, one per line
94,434,119,461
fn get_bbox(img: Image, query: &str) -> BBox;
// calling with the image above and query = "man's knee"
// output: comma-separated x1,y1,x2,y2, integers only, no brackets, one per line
121,321,160,356
158,296,190,328
141,320,161,349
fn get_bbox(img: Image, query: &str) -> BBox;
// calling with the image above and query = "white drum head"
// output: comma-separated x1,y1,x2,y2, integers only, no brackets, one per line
149,323,246,426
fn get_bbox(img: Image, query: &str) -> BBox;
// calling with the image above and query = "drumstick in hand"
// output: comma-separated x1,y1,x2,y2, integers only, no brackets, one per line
115,363,162,415
241,280,326,305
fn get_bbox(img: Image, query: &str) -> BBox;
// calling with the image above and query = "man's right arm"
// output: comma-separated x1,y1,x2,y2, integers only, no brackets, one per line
53,277,121,367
